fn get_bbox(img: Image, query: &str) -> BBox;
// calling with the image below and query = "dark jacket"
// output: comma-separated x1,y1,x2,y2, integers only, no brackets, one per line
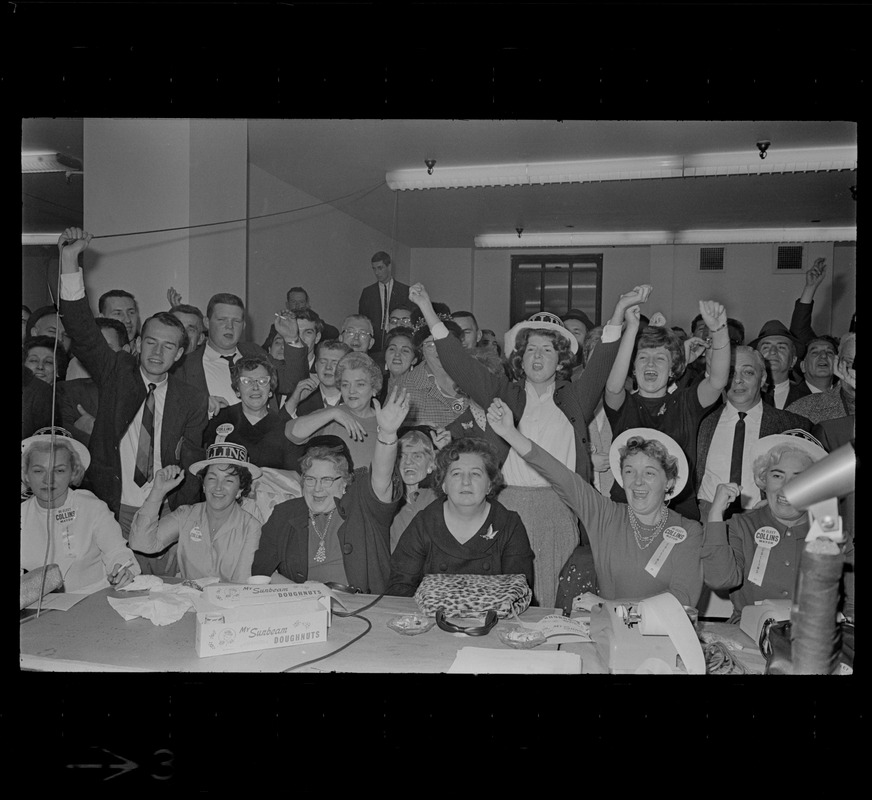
358,280,410,352
435,329,619,482
386,498,534,597
58,377,100,446
695,400,814,489
251,467,401,594
203,403,302,470
22,366,58,438
59,294,208,516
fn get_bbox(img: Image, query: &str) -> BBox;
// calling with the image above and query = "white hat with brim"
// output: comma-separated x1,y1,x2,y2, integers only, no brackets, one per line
21,427,91,471
749,431,828,470
504,313,579,355
609,427,689,497
190,442,262,479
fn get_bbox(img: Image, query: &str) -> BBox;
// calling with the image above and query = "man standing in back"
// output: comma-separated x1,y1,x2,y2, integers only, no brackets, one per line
358,251,410,353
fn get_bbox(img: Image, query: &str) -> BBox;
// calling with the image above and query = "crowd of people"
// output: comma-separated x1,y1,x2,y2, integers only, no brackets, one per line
22,232,854,627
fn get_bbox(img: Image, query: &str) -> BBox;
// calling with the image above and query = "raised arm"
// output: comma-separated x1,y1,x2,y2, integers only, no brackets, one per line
128,466,188,554
790,258,826,343
271,313,309,395
370,387,410,502
700,483,745,590
696,300,730,407
604,303,642,410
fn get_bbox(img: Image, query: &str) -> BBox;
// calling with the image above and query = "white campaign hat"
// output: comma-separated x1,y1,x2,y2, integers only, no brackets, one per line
189,442,262,479
21,427,91,471
504,311,579,355
749,430,828,469
609,427,689,497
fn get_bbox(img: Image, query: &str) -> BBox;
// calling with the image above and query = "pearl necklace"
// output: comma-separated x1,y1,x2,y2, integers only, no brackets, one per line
628,505,668,550
309,508,336,563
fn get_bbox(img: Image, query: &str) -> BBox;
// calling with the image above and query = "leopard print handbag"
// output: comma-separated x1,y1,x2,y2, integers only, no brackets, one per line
414,573,532,619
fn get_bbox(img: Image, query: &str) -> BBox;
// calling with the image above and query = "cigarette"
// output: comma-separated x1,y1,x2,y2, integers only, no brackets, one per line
110,560,134,583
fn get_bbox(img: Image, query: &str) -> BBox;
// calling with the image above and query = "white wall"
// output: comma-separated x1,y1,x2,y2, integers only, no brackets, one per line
409,248,473,313
247,164,411,345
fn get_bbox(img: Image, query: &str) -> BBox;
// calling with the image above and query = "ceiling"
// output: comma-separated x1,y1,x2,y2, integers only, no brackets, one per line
22,119,857,246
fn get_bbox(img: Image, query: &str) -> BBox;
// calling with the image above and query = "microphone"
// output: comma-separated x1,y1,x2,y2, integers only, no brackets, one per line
782,441,855,510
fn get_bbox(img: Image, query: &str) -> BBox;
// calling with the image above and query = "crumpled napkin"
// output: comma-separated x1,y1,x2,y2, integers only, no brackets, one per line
115,574,165,592
106,591,194,626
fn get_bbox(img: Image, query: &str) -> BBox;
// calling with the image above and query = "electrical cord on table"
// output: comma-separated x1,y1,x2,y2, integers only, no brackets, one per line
703,641,751,675
282,591,386,673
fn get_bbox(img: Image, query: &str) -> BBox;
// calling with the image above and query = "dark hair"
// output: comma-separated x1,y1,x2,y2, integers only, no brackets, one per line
315,339,352,359
390,303,414,316
633,326,686,380
434,437,506,500
804,335,839,355
371,251,391,266
95,317,130,348
292,308,324,335
196,463,254,499
727,318,745,346
23,335,70,379
206,293,245,319
98,289,137,316
26,305,60,336
509,328,575,382
141,311,189,352
171,303,205,323
670,326,688,342
231,354,278,393
619,435,679,495
451,310,479,328
384,326,420,366
413,318,462,349
286,286,309,301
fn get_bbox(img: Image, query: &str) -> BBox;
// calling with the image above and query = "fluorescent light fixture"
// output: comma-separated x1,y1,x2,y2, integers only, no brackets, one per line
388,146,857,190
387,156,684,190
22,152,83,173
22,233,63,246
475,227,856,248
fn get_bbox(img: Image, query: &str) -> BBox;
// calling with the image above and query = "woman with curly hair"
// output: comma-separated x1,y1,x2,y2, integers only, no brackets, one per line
408,283,647,608
128,443,263,582
285,350,384,470
386,437,533,597
604,299,732,521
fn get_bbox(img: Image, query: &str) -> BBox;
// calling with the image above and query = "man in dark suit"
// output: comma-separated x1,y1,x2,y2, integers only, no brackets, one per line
58,227,209,574
174,293,309,418
696,346,813,520
284,341,351,418
357,251,410,353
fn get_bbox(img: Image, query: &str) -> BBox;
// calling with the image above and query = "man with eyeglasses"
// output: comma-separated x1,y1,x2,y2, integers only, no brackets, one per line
175,292,308,417
357,251,410,352
339,314,376,354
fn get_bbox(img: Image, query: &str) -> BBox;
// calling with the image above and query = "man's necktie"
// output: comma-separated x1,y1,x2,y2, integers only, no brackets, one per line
727,411,747,515
220,354,235,371
382,282,389,331
133,383,157,487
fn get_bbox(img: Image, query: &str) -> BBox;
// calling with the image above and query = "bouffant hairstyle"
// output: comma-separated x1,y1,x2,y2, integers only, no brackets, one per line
633,325,686,380
335,351,383,394
231,354,278,393
509,328,575,382
22,440,86,487
23,335,70,380
383,326,421,367
752,444,816,493
619,436,680,495
433,436,506,500
196,463,254,500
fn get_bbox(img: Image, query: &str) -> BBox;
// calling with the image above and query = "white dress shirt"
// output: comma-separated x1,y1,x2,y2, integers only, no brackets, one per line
772,379,791,409
698,400,764,509
379,278,394,331
203,342,241,405
119,369,169,507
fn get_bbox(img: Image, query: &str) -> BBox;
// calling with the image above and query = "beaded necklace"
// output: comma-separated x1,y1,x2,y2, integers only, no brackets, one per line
309,509,336,563
627,505,669,550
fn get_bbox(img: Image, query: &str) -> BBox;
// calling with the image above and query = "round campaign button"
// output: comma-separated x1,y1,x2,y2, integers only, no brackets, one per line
754,526,780,549
216,423,235,438
189,525,203,543
663,526,687,543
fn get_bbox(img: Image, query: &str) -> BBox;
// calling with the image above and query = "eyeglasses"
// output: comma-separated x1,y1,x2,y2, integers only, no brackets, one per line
301,475,343,488
238,376,271,387
342,328,372,341
389,317,411,326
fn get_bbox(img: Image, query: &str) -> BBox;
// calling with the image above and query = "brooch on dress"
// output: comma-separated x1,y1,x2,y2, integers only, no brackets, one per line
482,525,498,540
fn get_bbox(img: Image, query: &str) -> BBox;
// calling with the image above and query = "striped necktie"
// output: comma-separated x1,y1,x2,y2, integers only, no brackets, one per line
133,383,157,487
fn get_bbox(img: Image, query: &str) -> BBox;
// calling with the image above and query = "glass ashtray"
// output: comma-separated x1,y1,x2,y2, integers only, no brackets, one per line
386,614,436,636
497,624,547,649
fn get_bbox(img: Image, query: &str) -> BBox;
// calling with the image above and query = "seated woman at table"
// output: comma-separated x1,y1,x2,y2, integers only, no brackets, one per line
203,355,299,470
128,443,263,583
386,437,534,597
487,400,703,609
389,427,441,553
252,388,408,592
701,433,855,623
285,351,382,471
21,427,139,592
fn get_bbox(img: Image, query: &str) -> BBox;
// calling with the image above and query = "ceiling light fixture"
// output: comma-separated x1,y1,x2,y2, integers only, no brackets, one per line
386,146,856,190
474,226,856,248
22,151,83,174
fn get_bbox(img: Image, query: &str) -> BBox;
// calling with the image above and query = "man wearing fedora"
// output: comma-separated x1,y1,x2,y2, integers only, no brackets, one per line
57,227,208,575
749,319,803,409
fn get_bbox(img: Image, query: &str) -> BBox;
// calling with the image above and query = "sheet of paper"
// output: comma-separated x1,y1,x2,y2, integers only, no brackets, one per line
448,647,582,674
26,592,89,611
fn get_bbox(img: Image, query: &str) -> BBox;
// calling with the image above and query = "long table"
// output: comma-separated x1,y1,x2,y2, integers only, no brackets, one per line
20,586,766,674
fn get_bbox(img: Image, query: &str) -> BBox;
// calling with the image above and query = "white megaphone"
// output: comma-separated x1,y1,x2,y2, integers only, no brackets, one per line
782,441,855,544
